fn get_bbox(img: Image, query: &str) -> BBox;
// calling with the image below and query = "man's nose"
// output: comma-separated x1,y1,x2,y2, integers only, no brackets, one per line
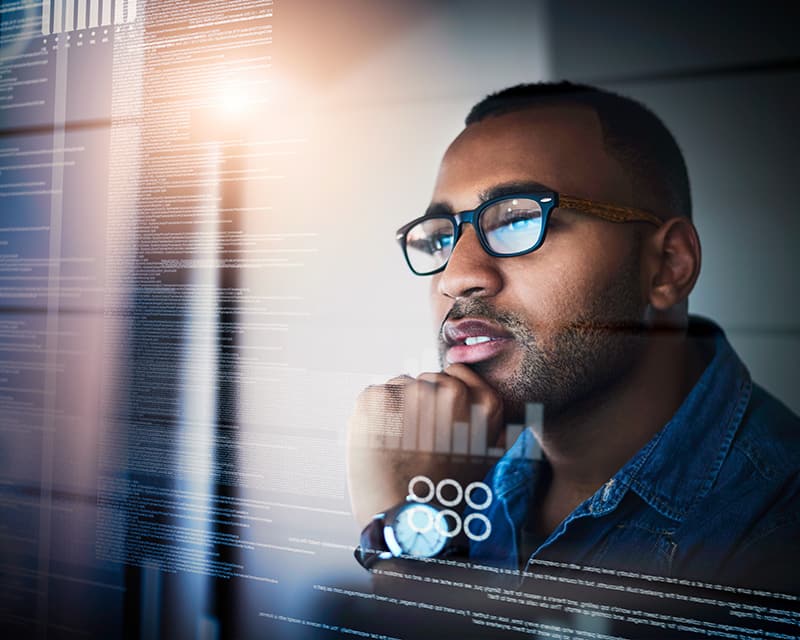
436,225,503,299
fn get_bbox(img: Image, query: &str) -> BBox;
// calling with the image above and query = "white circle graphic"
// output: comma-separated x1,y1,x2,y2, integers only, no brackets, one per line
464,513,492,542
464,481,493,511
403,475,495,543
435,478,463,507
435,509,462,539
408,475,435,503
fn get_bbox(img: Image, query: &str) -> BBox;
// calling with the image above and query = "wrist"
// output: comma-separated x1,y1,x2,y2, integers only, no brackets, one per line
354,499,469,570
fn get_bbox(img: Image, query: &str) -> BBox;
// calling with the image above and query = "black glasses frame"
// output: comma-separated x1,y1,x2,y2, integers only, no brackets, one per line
395,191,662,276
395,192,556,276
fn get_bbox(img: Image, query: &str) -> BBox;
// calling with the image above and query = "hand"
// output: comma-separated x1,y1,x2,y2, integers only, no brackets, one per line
346,364,504,527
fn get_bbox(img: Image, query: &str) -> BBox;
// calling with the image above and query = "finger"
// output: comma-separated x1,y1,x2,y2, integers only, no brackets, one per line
441,363,497,396
418,371,471,419
418,371,473,455
383,374,415,414
350,383,404,448
410,378,437,454
397,379,418,451
442,364,504,449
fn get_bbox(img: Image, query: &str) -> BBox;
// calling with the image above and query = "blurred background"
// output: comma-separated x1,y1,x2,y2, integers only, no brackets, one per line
0,1,797,638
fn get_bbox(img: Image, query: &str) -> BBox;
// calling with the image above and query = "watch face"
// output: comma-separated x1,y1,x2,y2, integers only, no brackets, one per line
388,503,450,558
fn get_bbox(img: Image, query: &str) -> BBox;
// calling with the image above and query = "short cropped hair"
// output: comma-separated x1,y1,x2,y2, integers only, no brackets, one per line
465,82,691,219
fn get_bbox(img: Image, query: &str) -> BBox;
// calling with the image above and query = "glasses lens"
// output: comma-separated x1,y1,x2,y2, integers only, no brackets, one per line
481,198,544,255
404,217,456,274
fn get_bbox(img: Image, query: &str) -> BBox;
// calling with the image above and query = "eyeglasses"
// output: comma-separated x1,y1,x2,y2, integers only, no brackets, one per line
395,192,663,276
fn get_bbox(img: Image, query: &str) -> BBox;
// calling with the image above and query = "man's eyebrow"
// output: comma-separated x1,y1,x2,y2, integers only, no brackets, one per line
423,201,455,218
423,180,555,218
478,181,555,203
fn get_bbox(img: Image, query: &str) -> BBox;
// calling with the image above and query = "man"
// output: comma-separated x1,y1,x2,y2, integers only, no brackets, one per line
347,82,800,594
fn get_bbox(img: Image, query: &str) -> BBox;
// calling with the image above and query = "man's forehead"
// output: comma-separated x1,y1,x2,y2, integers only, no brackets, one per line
431,104,632,209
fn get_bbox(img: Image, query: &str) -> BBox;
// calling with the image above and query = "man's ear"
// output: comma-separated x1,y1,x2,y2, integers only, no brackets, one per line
644,217,702,311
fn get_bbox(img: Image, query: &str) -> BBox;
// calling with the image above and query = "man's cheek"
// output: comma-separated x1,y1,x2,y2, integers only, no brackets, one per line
538,284,588,332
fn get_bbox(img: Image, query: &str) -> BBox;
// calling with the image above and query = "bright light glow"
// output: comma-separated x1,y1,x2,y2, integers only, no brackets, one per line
214,74,277,121
220,82,251,116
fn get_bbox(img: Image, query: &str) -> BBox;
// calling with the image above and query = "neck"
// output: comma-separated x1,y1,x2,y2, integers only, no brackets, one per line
536,328,706,504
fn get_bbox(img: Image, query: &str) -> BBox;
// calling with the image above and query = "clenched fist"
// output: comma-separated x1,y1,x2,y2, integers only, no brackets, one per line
347,363,505,527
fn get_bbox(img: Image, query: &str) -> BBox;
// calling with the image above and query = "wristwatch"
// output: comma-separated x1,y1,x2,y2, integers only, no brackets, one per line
355,500,466,569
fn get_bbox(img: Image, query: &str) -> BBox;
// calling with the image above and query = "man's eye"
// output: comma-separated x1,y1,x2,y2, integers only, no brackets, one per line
502,215,538,231
408,233,453,255
481,200,544,254
484,209,542,233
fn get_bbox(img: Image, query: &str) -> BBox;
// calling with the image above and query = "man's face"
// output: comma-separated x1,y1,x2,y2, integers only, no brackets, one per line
430,105,649,423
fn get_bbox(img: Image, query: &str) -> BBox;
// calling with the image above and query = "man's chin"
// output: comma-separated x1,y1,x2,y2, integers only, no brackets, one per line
466,361,534,422
465,347,523,381
462,352,504,380
440,346,541,420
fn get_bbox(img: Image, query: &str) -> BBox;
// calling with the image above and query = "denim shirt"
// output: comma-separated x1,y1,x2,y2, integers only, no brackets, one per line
468,317,800,594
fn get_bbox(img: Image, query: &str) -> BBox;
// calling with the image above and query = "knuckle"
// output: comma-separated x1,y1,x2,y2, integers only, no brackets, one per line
450,381,469,402
416,372,441,386
357,383,400,411
439,383,467,408
480,392,502,416
358,385,383,405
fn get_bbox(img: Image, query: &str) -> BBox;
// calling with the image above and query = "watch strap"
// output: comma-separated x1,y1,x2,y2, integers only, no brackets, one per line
354,511,393,570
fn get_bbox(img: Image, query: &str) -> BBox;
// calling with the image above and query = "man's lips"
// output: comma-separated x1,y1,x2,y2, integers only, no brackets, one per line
442,319,514,365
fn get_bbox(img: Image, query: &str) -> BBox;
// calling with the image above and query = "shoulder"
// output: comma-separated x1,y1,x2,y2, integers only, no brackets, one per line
694,382,800,510
725,383,800,548
731,383,800,481
677,384,800,592
712,383,800,531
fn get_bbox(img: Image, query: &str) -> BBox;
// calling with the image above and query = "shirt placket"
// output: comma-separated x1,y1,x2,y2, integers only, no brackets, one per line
521,477,627,573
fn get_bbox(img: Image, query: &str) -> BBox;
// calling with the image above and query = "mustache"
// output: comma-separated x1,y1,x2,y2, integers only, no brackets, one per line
439,298,528,341
438,298,651,344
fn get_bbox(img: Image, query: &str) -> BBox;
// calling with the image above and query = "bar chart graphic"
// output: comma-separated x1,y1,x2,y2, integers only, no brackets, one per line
368,401,544,460
42,0,138,34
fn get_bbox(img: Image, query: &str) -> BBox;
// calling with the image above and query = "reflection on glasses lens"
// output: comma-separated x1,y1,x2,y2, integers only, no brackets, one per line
405,217,455,274
481,198,544,254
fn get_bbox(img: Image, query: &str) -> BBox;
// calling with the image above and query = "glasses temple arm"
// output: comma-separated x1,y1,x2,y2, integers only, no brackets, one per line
559,195,663,226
